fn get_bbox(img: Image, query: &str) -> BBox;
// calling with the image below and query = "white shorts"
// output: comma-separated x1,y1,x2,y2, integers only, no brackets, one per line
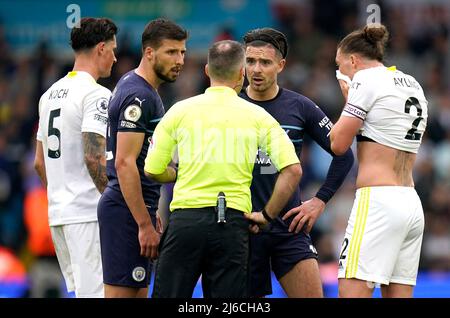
50,221,104,297
337,186,424,286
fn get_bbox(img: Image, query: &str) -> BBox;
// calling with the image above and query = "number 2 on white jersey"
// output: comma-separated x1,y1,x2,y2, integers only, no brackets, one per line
404,97,423,141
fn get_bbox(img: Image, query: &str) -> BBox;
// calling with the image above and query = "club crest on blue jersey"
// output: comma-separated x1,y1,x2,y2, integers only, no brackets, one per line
124,104,142,122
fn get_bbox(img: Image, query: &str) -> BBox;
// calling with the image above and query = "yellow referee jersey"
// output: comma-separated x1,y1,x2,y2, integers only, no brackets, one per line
144,86,299,213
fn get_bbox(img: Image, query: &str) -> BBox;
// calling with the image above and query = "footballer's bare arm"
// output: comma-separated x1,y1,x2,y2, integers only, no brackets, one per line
83,132,107,193
34,141,47,187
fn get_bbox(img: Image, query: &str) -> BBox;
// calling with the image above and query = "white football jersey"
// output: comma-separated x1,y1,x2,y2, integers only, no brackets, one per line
342,66,428,153
37,71,111,226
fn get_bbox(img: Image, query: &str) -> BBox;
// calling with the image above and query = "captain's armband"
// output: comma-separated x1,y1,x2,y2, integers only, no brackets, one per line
343,103,367,120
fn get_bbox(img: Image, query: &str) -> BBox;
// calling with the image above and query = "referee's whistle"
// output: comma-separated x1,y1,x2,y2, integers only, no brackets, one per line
217,192,227,223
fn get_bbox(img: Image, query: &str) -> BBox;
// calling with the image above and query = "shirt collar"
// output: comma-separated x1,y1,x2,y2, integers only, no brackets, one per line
205,86,237,95
67,71,96,83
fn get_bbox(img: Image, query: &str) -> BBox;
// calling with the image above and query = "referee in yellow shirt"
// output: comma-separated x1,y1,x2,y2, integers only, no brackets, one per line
144,40,301,298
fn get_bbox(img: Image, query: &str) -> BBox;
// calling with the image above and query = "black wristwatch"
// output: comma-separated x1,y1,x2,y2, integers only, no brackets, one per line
261,208,274,223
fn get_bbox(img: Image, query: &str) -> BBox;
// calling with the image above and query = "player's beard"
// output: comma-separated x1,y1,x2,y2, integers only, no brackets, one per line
154,60,179,83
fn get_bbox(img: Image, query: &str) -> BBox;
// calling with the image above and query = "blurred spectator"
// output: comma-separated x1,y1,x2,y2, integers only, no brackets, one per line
214,26,235,41
0,246,27,297
22,141,63,298
0,128,25,252
422,215,450,271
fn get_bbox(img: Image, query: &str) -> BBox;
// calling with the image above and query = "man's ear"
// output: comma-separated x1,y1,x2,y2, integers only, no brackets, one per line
144,46,154,60
205,64,209,78
350,54,358,68
239,66,245,79
278,58,286,73
96,42,106,56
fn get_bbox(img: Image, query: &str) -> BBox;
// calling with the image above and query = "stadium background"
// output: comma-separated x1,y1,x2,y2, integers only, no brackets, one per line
1,0,450,298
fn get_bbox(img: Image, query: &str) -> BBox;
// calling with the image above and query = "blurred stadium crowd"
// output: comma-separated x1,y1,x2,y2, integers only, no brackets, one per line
1,0,450,297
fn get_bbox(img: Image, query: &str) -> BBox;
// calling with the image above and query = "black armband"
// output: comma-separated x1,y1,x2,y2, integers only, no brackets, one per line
261,208,274,223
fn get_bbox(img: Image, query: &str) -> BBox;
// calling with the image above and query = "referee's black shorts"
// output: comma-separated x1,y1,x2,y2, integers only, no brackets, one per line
152,207,249,298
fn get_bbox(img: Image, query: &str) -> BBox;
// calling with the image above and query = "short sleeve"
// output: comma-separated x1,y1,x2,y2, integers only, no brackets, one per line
144,104,178,175
258,110,300,171
343,70,378,120
117,94,162,132
81,86,111,137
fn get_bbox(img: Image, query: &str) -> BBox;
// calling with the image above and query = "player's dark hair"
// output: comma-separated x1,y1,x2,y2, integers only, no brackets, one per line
338,23,389,62
208,40,245,81
70,17,117,52
142,18,188,50
243,28,288,59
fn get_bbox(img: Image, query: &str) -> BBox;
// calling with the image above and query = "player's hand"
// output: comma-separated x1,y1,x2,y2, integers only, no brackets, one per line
282,197,326,234
244,212,269,232
248,222,260,234
138,221,160,260
156,212,163,234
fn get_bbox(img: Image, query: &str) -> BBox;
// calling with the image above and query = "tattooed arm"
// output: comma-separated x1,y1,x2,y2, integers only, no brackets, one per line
83,132,108,193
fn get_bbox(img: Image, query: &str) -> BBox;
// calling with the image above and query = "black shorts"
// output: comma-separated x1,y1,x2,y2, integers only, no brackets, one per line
97,187,156,288
152,207,249,298
249,219,318,297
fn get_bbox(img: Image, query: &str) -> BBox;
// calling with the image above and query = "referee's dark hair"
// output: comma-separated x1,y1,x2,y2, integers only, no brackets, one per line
142,18,188,51
70,17,117,52
207,40,245,81
243,28,289,59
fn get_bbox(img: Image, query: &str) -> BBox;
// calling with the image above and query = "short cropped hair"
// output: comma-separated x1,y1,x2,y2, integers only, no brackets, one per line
207,40,245,81
70,17,117,52
142,18,188,50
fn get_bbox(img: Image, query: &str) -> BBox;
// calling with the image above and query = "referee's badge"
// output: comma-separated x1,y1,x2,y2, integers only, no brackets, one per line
124,104,142,122
132,266,146,282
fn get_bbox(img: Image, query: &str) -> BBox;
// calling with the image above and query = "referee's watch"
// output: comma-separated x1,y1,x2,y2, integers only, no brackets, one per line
261,208,274,223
